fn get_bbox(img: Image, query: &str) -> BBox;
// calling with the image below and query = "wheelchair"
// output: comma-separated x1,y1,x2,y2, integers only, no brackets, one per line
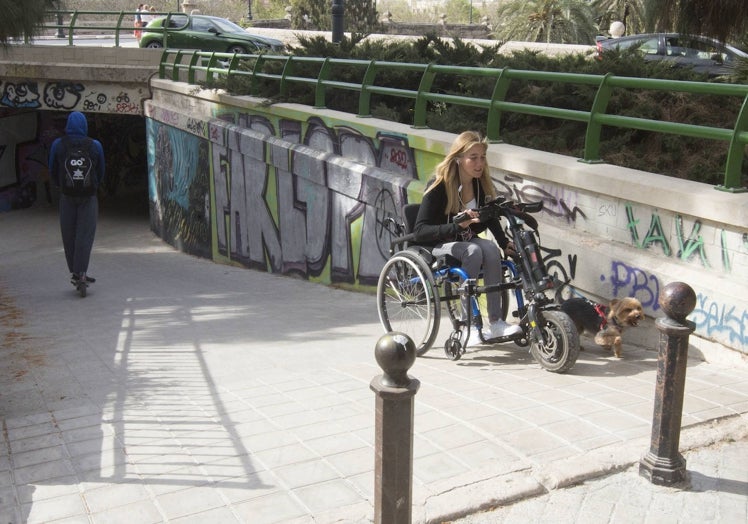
376,197,579,373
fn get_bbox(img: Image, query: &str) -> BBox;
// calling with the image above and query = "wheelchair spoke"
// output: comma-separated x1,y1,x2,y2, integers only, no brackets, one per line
377,251,440,356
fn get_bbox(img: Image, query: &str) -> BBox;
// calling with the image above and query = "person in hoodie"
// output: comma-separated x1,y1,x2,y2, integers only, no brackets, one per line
412,130,522,344
48,111,106,288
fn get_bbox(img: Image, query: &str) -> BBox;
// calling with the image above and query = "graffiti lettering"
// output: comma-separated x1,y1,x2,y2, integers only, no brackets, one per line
541,245,577,286
1,81,41,108
155,107,180,127
676,215,709,267
186,118,207,136
376,133,416,178
388,148,409,170
607,260,660,310
44,82,84,109
115,102,139,114
495,174,586,223
691,294,747,348
598,204,615,217
626,203,671,255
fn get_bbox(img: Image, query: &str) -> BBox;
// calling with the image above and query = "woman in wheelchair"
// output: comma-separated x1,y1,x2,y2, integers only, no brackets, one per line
412,131,523,343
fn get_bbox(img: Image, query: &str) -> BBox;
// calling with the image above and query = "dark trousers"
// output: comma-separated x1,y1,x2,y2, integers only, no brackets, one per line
59,194,98,276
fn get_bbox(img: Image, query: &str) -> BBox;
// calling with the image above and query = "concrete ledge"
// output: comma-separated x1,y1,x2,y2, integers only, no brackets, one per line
0,45,162,82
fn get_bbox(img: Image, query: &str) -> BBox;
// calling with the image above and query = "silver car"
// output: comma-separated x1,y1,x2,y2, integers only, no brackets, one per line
595,33,748,76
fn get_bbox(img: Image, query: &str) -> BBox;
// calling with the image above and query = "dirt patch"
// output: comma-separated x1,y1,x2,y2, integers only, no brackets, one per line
0,281,46,382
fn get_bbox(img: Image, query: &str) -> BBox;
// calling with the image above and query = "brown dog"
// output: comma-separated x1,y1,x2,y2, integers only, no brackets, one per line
560,296,644,357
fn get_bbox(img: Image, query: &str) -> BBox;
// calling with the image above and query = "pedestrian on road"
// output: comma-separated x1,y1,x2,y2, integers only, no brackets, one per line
134,3,144,40
48,111,106,292
413,130,522,343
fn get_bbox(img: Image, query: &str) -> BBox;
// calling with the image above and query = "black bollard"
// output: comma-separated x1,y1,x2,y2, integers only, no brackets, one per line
370,332,420,524
639,282,696,485
331,0,344,43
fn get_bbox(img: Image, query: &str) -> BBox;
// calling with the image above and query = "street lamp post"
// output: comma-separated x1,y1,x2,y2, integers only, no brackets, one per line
247,0,253,21
331,0,344,43
56,0,66,38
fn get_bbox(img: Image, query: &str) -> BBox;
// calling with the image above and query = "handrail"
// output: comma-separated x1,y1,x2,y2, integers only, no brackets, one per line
29,10,179,47
158,49,748,192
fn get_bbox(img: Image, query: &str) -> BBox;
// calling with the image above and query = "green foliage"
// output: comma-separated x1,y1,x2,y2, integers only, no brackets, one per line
289,0,377,32
0,0,56,44
443,0,475,24
494,0,598,44
254,34,743,183
289,0,330,30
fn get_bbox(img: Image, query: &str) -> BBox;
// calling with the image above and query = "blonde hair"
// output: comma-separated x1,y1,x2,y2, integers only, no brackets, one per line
426,131,496,215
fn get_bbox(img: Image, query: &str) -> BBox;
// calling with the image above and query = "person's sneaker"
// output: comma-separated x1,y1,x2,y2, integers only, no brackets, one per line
485,320,523,339
84,275,96,283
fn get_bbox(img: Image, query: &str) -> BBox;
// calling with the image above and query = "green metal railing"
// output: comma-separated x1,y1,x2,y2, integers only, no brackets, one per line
31,10,179,47
158,49,748,192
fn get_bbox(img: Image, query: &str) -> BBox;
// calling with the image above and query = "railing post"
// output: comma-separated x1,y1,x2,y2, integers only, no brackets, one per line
639,281,696,485
370,332,419,524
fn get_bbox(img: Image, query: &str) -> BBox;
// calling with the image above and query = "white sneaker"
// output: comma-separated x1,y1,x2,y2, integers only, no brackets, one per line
485,320,523,339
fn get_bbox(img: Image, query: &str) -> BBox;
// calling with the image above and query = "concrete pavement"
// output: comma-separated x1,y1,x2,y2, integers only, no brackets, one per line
1,202,747,524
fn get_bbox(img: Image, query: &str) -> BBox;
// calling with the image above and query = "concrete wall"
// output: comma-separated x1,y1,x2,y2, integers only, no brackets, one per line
146,78,748,365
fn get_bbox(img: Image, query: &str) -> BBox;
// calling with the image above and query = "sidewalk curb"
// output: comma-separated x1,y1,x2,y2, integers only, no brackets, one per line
419,414,747,523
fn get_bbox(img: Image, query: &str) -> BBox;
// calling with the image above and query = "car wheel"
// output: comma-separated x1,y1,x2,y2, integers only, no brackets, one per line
227,45,248,54
146,41,164,49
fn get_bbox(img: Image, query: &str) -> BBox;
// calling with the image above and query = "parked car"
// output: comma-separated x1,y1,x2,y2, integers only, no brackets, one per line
140,14,285,54
595,33,748,76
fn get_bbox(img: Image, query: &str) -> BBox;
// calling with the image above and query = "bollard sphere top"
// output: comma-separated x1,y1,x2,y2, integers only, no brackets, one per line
374,332,416,387
659,282,696,321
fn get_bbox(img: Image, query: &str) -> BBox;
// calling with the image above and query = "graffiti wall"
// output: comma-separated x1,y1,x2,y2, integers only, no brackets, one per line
0,108,148,211
1,79,146,115
144,91,747,357
487,174,748,354
146,106,411,287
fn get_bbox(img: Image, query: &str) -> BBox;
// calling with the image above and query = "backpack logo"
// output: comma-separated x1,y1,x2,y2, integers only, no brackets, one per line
61,138,96,196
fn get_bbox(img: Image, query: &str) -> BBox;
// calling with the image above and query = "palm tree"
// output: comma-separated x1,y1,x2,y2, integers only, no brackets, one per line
646,0,748,40
494,0,597,44
645,0,748,44
0,0,57,45
592,0,648,35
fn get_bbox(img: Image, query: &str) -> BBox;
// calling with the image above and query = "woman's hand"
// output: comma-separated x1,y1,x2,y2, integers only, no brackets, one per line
503,241,518,258
455,209,480,229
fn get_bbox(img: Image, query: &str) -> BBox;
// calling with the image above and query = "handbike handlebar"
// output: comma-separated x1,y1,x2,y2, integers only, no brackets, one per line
453,198,544,224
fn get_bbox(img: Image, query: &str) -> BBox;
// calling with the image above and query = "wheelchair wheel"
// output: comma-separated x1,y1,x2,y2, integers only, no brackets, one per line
529,310,580,374
377,250,440,356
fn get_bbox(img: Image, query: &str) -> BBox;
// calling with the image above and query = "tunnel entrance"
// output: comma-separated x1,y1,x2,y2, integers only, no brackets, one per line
0,110,149,217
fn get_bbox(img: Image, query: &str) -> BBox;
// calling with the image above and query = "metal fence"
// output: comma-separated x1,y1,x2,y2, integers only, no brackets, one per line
158,49,748,192
33,9,175,47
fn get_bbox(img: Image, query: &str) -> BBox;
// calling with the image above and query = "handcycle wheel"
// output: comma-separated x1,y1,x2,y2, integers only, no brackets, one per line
529,310,579,373
377,250,440,356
